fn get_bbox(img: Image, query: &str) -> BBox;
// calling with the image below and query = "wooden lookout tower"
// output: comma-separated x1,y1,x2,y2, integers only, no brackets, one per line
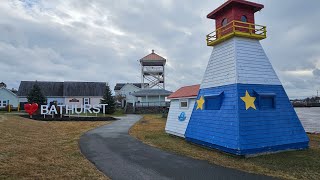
140,50,166,89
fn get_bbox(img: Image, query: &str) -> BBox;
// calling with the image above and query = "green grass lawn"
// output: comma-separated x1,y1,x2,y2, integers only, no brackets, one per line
130,114,320,180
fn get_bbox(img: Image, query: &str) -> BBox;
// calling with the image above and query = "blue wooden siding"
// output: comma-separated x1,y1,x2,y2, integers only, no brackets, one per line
185,83,309,155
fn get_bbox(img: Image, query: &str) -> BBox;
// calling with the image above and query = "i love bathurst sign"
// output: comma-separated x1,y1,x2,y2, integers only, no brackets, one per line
24,103,108,115
41,104,108,115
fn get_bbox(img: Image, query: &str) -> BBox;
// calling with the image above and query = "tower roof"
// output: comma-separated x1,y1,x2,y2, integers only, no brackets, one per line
140,50,166,66
207,0,264,19
140,50,166,61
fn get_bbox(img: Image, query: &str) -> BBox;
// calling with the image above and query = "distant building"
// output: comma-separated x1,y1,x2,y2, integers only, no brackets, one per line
114,83,148,107
17,81,105,109
131,88,172,107
0,87,19,109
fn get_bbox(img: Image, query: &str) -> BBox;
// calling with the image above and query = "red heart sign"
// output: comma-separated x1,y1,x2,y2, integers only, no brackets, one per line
24,103,39,116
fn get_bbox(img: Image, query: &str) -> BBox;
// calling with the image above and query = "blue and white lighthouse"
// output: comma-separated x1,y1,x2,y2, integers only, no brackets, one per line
185,0,309,155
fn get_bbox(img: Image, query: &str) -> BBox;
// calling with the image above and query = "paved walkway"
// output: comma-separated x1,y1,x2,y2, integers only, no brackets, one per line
79,115,274,180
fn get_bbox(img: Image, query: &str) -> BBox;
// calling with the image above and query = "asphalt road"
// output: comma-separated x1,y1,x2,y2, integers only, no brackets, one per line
79,114,274,180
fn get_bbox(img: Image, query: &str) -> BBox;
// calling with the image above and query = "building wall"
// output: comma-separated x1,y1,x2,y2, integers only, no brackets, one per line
201,37,281,89
0,88,19,108
214,5,255,31
116,84,140,104
64,97,102,107
19,97,28,103
165,98,196,137
201,38,236,88
47,97,65,105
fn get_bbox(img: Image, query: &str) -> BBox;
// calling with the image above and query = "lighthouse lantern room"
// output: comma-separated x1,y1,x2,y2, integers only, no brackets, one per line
206,0,266,46
185,0,309,156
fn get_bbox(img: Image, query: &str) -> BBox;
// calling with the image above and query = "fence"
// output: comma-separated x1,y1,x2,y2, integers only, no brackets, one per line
135,101,170,107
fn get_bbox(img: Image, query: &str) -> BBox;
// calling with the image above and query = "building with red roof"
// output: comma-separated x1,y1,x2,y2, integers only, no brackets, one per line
165,84,200,137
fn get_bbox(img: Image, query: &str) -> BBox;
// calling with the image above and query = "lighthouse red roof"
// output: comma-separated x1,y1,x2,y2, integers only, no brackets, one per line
168,84,200,99
207,0,264,19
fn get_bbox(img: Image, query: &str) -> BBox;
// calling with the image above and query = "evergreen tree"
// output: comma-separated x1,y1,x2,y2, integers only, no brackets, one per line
100,83,116,114
27,83,47,105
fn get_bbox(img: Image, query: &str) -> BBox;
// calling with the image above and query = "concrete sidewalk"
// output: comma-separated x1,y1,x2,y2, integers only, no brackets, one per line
79,115,274,180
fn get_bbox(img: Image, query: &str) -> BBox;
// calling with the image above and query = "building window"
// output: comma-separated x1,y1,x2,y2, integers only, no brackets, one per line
260,96,275,109
222,18,228,27
0,100,2,107
254,91,276,110
84,98,90,105
241,15,247,22
2,100,7,107
205,92,224,110
180,99,188,108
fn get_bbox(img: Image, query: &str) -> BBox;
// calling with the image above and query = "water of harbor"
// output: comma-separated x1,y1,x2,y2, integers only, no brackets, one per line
295,107,320,133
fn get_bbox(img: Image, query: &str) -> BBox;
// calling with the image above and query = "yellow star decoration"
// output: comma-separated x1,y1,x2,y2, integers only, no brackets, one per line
240,90,257,110
196,96,205,110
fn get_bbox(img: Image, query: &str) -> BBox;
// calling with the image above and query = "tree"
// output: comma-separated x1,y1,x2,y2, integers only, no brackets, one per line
100,83,116,114
27,83,47,105
115,93,126,105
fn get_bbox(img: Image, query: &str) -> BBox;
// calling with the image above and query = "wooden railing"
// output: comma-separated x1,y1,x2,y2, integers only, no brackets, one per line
206,20,267,46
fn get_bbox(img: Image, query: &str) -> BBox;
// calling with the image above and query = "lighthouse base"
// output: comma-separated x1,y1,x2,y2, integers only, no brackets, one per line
185,83,309,156
186,137,308,156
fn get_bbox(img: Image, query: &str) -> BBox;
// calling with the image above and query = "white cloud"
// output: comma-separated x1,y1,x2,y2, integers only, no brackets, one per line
0,0,320,98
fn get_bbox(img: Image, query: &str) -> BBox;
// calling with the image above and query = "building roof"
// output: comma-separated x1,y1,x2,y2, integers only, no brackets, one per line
140,50,166,66
17,81,64,97
131,89,172,97
17,81,105,97
168,84,200,99
114,83,149,91
207,0,264,19
0,87,18,97
141,50,166,61
63,82,105,96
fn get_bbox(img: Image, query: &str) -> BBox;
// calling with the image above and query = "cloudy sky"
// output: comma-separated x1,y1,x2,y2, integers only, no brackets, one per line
0,0,319,98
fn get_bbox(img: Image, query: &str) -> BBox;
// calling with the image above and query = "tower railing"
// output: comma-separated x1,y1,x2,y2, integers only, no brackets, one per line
206,20,267,46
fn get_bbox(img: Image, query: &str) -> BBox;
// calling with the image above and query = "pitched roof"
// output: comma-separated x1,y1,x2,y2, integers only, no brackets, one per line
17,81,105,97
63,82,105,96
140,50,166,61
168,84,200,99
17,81,64,97
114,83,148,91
131,89,172,97
207,0,264,19
0,87,18,97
